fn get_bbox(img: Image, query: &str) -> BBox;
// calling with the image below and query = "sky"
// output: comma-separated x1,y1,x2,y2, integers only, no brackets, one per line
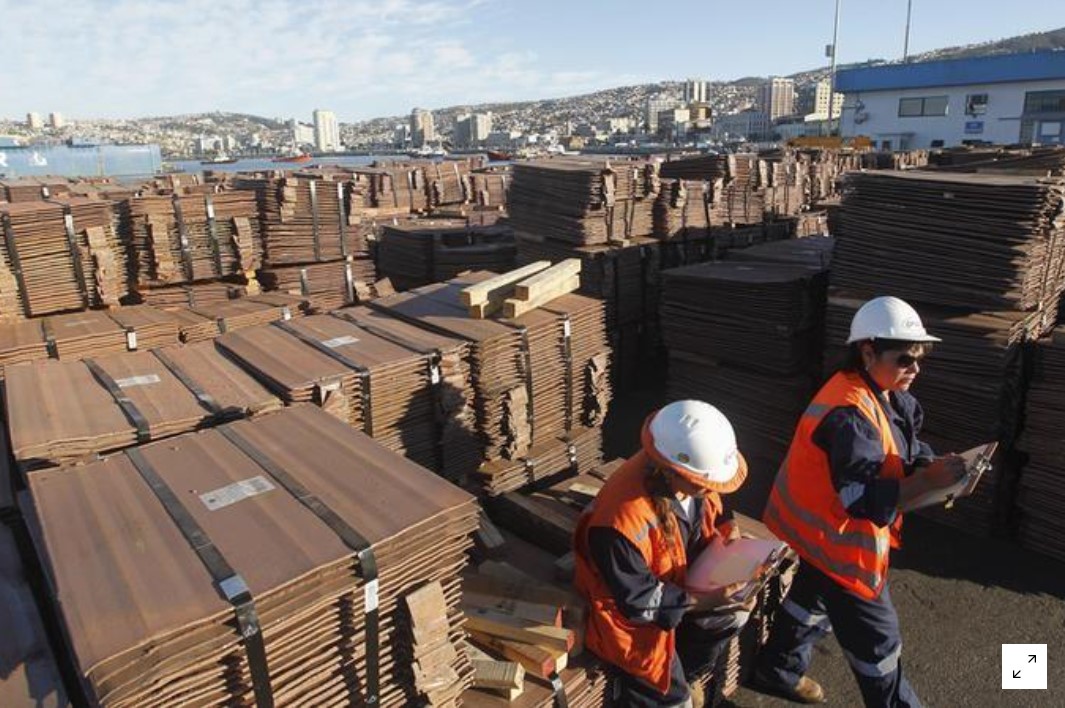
0,0,1059,123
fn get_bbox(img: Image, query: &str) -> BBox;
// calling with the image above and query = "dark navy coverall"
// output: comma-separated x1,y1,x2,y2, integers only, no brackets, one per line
757,370,931,708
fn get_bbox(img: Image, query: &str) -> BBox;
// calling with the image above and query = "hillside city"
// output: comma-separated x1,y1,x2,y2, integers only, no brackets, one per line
1,26,1063,159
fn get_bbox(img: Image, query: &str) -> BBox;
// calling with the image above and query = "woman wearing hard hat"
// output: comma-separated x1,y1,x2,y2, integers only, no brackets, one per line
574,399,753,708
754,296,969,706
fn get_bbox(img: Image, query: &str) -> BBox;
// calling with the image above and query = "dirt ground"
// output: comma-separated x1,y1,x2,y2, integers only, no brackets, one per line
604,389,1065,708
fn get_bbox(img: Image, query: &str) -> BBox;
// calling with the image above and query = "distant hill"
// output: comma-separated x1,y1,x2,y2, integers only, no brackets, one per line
340,25,1065,143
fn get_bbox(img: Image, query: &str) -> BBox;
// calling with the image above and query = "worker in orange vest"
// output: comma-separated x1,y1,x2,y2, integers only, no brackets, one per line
753,297,970,706
574,400,754,707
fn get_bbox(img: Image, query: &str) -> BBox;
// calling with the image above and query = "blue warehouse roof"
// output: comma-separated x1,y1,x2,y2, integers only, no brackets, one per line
836,51,1065,92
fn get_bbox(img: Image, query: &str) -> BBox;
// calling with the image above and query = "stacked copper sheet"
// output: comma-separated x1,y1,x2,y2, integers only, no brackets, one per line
0,523,71,707
470,169,510,209
216,311,477,478
508,158,659,246
654,179,712,241
45,309,134,359
763,156,807,219
475,420,604,496
125,190,262,287
662,255,829,515
0,197,129,318
351,164,431,213
377,220,516,291
370,272,611,476
5,344,281,472
926,145,1065,175
135,277,250,308
1016,327,1065,561
257,257,377,312
21,405,479,707
833,171,1065,320
0,319,53,378
425,160,474,207
235,173,361,265
98,304,181,350
662,261,828,376
337,305,480,481
795,210,829,237
0,177,72,203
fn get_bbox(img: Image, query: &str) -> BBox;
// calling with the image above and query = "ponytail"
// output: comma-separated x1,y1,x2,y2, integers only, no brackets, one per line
645,464,678,543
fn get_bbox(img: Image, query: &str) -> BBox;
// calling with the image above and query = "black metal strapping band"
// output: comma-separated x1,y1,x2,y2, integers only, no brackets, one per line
309,180,322,262
517,327,535,439
51,203,90,307
204,195,223,276
215,425,380,706
548,671,569,708
336,181,349,258
84,359,152,443
299,268,310,297
124,447,275,708
39,318,58,359
171,195,195,282
2,214,29,314
186,285,197,308
273,321,374,436
152,349,224,417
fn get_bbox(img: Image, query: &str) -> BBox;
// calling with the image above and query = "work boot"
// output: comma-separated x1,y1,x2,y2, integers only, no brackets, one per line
689,680,706,708
752,668,826,704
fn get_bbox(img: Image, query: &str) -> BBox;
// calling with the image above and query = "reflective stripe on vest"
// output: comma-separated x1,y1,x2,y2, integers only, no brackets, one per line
764,503,883,592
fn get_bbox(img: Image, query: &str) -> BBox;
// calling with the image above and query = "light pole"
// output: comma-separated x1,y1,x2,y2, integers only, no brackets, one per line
904,0,913,61
827,0,842,137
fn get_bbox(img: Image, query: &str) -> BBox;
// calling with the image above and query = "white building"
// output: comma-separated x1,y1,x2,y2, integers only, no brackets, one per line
313,109,340,152
837,51,1065,150
410,108,436,147
645,96,678,134
454,112,493,146
759,78,795,121
684,79,708,104
26,112,42,130
49,112,65,129
812,79,844,120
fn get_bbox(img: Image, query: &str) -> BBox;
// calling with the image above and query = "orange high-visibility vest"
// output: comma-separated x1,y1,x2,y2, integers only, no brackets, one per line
763,371,905,600
573,451,723,694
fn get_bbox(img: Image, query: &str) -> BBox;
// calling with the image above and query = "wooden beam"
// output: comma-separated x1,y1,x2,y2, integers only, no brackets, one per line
464,608,574,653
460,261,551,306
467,630,568,679
513,259,582,301
502,274,580,318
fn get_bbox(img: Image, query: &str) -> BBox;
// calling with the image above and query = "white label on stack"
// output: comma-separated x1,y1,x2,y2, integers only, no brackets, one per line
200,476,277,511
322,335,359,348
126,330,138,350
115,374,161,388
364,579,380,613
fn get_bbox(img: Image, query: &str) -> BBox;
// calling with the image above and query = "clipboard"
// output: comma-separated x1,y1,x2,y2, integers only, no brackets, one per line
685,536,789,610
901,441,998,512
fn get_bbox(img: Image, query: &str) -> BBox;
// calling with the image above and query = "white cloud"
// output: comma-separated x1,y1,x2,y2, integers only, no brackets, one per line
0,0,620,120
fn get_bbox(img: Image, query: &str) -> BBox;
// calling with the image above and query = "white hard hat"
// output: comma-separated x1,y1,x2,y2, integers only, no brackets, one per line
642,400,747,494
847,296,941,344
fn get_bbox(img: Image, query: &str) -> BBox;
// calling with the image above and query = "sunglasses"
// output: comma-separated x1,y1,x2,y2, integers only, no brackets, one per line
893,353,925,368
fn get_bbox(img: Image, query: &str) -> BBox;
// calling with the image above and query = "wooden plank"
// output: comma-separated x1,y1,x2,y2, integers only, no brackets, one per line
464,608,574,652
467,629,568,679
474,512,507,559
466,644,526,694
460,261,550,306
463,590,562,626
512,259,582,301
502,274,580,318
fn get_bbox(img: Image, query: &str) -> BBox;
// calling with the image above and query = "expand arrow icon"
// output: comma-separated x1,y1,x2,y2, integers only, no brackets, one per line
1029,655,1037,663
1013,670,1022,679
